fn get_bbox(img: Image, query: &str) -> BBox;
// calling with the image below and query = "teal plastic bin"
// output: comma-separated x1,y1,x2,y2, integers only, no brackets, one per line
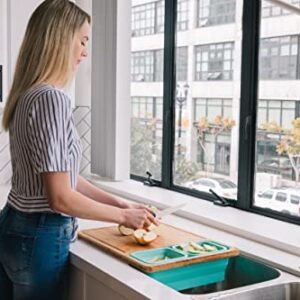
130,241,231,291
147,258,229,291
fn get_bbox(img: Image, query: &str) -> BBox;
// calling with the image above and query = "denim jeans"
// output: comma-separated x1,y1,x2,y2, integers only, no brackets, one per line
0,204,77,300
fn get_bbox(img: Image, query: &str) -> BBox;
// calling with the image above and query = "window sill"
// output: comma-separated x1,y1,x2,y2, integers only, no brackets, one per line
85,174,300,276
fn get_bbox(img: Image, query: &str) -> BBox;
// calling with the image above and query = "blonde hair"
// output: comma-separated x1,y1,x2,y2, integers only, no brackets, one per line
2,0,91,131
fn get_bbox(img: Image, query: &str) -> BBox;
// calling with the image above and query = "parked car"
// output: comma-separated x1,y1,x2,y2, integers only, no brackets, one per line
257,157,293,179
187,177,237,200
255,188,300,216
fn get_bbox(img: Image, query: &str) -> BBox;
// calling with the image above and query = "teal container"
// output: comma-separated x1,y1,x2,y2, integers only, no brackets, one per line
147,258,229,291
130,242,231,291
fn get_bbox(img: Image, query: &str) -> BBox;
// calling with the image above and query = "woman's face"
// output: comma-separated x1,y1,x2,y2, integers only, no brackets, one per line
73,20,90,70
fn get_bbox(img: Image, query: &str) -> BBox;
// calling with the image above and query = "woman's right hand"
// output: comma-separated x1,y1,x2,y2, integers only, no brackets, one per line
120,208,159,229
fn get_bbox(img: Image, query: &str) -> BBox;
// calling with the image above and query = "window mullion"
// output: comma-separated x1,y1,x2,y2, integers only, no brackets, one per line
237,0,261,209
161,0,177,188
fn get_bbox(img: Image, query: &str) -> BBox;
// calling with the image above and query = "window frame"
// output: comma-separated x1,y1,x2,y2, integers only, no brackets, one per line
130,0,300,225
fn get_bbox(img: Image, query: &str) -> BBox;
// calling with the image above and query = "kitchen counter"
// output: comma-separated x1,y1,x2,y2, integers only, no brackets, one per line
1,182,300,299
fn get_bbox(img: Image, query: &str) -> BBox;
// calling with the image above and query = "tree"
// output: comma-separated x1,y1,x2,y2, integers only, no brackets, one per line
194,115,236,175
275,118,300,184
130,118,161,179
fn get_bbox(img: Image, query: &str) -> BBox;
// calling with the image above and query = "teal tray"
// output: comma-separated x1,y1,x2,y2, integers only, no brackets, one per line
129,240,231,291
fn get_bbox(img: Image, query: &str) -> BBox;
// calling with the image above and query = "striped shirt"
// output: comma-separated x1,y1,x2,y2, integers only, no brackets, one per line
7,84,82,213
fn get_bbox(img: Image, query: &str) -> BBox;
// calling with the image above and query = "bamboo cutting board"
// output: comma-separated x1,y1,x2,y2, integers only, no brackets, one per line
78,223,239,273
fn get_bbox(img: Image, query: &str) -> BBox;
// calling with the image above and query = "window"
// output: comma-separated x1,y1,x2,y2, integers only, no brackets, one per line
261,190,274,199
275,192,287,202
257,100,297,129
132,48,188,82
195,42,234,80
291,194,300,205
253,1,300,221
131,50,164,82
157,0,190,32
197,0,236,27
261,0,300,18
131,3,155,37
132,0,189,37
259,36,299,80
192,98,233,175
177,0,189,31
129,0,299,224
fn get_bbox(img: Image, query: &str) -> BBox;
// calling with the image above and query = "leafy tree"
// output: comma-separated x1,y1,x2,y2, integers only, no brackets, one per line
173,154,199,185
130,117,199,184
194,115,236,175
273,118,300,184
130,118,161,179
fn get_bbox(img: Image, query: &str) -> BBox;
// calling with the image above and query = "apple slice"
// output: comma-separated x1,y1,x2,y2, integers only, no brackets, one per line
118,225,134,236
142,230,157,244
133,229,157,245
133,229,148,244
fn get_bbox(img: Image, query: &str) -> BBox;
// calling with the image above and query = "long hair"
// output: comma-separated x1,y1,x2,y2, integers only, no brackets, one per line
2,0,91,131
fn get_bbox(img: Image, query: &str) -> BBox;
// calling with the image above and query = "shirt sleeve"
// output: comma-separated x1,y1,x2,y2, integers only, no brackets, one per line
28,89,71,174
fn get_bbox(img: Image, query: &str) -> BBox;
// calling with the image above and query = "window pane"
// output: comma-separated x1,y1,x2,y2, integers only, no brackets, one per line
197,0,236,28
173,0,241,198
130,0,165,180
255,1,300,219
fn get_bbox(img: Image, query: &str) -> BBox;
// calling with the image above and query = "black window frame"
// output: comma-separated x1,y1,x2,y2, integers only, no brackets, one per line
130,0,300,226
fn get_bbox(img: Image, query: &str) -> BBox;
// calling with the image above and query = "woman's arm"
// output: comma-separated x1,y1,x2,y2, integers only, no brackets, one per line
75,175,140,209
43,172,158,229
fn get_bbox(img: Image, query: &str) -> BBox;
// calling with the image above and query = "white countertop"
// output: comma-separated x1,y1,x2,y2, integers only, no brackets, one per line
1,181,300,300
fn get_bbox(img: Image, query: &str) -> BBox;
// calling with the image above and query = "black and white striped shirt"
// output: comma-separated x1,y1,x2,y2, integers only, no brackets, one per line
7,84,82,213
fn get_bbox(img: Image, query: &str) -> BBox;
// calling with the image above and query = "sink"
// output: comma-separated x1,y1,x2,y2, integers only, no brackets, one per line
210,282,300,300
180,255,280,295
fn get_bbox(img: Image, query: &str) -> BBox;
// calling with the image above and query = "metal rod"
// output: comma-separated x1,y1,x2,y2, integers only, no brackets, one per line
265,0,300,15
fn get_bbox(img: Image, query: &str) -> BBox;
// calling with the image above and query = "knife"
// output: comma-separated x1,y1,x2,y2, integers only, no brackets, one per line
154,203,186,219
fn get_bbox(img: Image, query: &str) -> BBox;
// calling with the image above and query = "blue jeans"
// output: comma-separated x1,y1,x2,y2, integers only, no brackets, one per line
0,204,77,300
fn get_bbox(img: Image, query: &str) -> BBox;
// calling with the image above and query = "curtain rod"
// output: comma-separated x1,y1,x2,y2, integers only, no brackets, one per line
265,0,300,15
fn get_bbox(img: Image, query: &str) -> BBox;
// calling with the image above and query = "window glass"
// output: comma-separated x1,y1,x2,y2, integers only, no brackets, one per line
197,0,236,27
130,1,165,180
254,1,300,219
173,0,240,200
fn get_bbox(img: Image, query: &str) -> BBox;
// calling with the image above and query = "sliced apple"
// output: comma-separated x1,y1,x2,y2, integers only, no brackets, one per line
142,231,157,244
118,224,134,236
133,229,157,245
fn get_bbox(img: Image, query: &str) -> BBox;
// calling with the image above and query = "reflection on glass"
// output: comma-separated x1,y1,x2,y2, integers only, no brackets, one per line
255,0,300,218
173,0,240,201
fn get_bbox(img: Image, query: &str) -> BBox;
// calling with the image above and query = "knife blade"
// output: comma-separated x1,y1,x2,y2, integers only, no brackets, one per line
155,203,186,218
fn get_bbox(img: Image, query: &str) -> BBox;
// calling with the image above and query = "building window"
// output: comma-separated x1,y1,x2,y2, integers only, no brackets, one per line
131,51,154,82
259,35,299,80
197,0,236,27
132,48,188,82
257,100,297,129
131,3,155,37
194,98,233,175
195,42,234,80
261,0,300,18
177,0,189,31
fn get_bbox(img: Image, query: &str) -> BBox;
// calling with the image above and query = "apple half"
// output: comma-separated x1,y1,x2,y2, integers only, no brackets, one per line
118,224,134,236
133,229,157,245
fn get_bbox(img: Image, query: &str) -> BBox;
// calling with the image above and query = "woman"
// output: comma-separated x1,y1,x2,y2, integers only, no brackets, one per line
0,1,158,299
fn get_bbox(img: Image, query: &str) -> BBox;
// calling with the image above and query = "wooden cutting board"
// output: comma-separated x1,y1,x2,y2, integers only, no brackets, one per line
78,223,239,273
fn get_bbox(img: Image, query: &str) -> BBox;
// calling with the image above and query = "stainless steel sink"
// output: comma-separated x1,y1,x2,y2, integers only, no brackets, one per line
211,282,300,300
180,255,280,295
179,255,300,299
